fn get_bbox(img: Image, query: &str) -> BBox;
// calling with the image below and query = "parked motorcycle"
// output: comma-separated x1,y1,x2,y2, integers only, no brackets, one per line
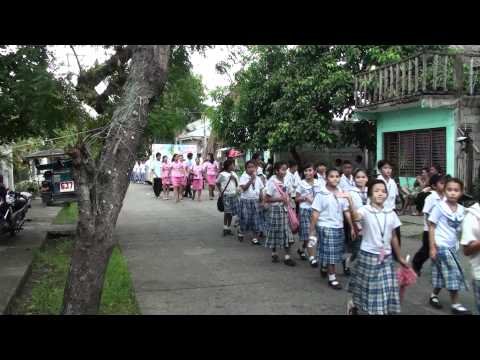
0,191,32,237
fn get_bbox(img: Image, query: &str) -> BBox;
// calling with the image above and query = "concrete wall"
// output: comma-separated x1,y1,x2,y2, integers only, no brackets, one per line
375,107,456,187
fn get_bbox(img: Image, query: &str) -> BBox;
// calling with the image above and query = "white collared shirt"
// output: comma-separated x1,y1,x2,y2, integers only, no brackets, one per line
216,171,239,195
377,175,398,211
239,173,264,200
285,170,301,197
358,205,402,255
296,178,322,210
422,191,443,231
311,186,349,228
339,174,355,191
266,175,287,206
428,199,465,248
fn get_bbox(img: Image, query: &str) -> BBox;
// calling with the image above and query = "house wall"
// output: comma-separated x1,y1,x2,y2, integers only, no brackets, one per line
375,107,456,187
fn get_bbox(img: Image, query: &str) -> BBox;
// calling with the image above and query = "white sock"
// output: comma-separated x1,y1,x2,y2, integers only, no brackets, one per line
328,274,336,282
285,254,291,260
309,256,315,261
224,225,229,230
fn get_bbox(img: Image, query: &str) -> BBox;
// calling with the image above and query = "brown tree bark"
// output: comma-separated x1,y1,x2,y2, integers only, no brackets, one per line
289,146,302,167
61,45,170,315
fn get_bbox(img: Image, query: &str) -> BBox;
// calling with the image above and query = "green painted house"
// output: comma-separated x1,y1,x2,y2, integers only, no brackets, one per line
354,51,480,192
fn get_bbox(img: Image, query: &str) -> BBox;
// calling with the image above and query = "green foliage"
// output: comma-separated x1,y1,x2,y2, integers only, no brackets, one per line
0,46,86,144
9,239,140,315
211,45,449,155
15,180,39,195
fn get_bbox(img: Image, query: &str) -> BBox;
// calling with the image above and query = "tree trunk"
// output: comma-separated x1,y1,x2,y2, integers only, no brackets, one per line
61,45,170,315
289,146,302,167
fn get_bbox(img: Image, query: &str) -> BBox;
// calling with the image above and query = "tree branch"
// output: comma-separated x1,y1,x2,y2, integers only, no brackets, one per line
69,45,83,74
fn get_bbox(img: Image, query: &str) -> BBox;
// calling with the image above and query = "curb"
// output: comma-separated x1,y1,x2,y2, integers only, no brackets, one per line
2,228,76,315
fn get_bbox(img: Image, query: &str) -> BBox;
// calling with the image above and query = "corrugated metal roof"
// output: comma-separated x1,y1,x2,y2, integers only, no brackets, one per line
24,149,66,159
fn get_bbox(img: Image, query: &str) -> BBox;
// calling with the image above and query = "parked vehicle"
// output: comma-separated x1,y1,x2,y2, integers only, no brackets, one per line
0,191,32,237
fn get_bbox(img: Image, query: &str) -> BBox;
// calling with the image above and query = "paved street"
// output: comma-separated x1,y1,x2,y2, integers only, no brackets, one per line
117,184,478,315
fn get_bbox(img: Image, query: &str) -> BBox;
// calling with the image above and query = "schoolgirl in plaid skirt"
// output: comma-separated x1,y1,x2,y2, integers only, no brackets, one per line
308,168,355,290
264,161,296,266
216,159,240,237
427,178,471,315
295,163,322,267
343,179,408,315
237,160,265,245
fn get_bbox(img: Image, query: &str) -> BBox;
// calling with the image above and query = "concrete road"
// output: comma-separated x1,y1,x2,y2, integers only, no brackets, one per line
117,184,478,315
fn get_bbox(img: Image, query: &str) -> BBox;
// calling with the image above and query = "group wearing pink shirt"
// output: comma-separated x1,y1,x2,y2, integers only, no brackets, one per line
161,156,172,200
191,159,205,201
204,153,219,200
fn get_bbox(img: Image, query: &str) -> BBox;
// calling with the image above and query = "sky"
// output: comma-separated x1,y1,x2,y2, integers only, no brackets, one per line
49,45,238,111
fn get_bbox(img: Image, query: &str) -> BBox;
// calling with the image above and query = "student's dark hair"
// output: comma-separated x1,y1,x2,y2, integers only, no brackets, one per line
187,152,193,159
223,159,234,171
301,163,315,179
367,179,388,198
429,174,446,187
355,155,363,163
430,164,442,172
288,160,298,168
162,155,168,160
273,161,288,173
208,153,214,163
252,152,261,161
325,168,340,177
342,160,352,166
377,159,393,170
245,160,256,168
422,167,430,173
156,152,161,158
334,158,342,165
316,162,327,168
172,154,177,162
445,177,464,191
353,168,368,178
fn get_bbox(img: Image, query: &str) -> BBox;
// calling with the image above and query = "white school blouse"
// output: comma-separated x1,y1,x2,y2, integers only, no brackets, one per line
428,200,464,249
358,205,402,256
311,186,349,228
239,173,264,200
296,179,322,210
422,191,442,232
377,175,398,211
266,176,287,207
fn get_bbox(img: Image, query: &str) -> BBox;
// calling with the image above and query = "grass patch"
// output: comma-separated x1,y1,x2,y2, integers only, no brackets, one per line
52,202,78,225
10,239,140,315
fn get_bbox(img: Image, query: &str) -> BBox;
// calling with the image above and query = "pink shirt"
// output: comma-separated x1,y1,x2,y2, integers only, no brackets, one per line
192,164,204,180
161,162,171,177
171,161,186,178
203,161,218,176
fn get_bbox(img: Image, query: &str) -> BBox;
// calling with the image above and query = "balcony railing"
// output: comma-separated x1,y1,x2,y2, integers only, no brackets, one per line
354,52,480,109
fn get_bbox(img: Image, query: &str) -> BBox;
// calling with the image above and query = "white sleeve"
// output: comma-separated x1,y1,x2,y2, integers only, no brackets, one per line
311,194,322,212
461,214,477,245
428,204,441,225
239,174,249,186
266,180,275,197
391,212,402,228
422,194,434,214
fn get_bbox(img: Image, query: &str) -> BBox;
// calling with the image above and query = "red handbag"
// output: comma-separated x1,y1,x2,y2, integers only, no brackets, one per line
273,181,299,234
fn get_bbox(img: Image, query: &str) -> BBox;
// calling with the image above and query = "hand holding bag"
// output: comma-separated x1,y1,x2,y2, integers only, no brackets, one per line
273,181,299,234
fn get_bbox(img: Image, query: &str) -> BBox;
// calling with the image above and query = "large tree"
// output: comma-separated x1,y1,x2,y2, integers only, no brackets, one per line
212,45,447,164
0,45,84,145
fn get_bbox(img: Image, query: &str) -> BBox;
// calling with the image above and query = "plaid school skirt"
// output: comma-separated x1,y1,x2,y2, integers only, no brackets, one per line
299,207,313,242
264,205,294,249
239,198,262,233
348,250,401,315
431,247,468,291
316,226,345,266
223,193,240,216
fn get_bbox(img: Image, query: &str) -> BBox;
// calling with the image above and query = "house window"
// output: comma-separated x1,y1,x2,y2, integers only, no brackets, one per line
383,128,446,177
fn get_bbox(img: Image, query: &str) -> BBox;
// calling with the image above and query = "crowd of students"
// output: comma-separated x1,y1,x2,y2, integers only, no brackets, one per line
135,151,221,203
212,155,479,316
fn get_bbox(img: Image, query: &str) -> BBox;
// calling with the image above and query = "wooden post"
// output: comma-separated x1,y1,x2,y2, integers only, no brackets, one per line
396,64,400,97
368,72,373,104
384,68,389,100
390,66,394,98
454,54,464,95
373,71,378,102
443,55,448,91
379,70,383,101
433,54,438,90
408,59,412,94
422,54,427,91
401,62,405,96
415,57,419,93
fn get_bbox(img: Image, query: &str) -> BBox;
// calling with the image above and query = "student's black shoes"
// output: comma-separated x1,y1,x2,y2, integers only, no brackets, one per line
297,249,307,260
272,254,280,263
250,238,261,246
309,258,319,268
429,295,443,309
328,280,342,290
284,258,296,266
451,304,471,315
